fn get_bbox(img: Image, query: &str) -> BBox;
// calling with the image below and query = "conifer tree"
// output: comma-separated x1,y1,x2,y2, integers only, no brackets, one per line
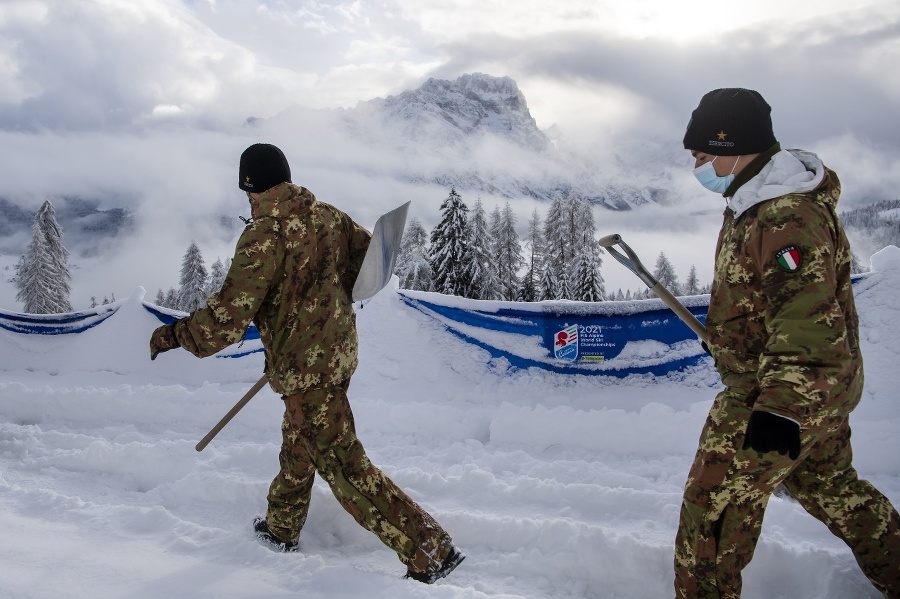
683,264,700,296
490,201,523,301
206,258,228,296
574,251,604,301
176,242,209,312
652,251,680,295
155,289,166,307
544,192,598,300
542,193,570,298
556,268,572,301
396,217,433,291
519,208,546,302
15,200,72,314
462,198,500,299
539,262,559,301
429,188,470,296
165,287,177,309
570,198,605,301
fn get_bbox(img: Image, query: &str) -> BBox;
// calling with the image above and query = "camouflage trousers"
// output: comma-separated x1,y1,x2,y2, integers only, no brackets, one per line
264,383,455,574
675,387,900,599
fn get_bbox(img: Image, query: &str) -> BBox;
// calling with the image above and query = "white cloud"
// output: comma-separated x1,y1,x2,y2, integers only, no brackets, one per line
1,0,899,309
0,0,315,130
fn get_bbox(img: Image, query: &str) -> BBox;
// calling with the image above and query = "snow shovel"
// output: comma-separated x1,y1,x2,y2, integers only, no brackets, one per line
195,201,411,452
195,374,268,451
598,233,709,343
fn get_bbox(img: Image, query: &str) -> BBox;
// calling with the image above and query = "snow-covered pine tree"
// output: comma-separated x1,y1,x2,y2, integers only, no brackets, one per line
206,258,228,296
165,288,177,309
542,193,571,299
490,201,524,301
15,200,73,314
176,242,209,312
683,264,700,296
155,289,166,307
544,191,598,300
429,188,470,296
462,198,500,299
652,251,680,296
556,268,572,301
571,198,605,301
574,252,604,301
539,262,559,301
396,217,433,291
519,208,546,302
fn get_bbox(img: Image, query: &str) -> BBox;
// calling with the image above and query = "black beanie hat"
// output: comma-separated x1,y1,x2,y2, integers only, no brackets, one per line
683,88,777,156
238,143,291,193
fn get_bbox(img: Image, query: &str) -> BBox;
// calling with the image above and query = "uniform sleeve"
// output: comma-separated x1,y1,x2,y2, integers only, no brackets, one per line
749,198,852,424
173,219,280,358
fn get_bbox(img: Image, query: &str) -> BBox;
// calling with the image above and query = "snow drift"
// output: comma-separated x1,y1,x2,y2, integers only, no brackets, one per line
0,246,898,599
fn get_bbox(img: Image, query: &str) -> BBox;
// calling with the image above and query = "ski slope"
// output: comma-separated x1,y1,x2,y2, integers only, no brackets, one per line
1,247,898,599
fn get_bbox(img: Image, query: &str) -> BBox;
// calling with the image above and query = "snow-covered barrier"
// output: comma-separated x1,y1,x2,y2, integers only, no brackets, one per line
142,302,261,358
398,254,887,377
399,290,711,377
0,303,119,334
2,246,896,379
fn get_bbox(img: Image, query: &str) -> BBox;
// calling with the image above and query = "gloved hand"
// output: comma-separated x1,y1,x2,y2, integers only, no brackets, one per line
150,322,180,360
742,410,801,460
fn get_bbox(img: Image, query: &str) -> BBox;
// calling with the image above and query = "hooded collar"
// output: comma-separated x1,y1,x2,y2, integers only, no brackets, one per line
249,182,316,221
726,149,826,219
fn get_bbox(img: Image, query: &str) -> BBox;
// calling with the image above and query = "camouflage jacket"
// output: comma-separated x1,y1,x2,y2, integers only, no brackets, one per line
172,183,371,395
707,149,863,428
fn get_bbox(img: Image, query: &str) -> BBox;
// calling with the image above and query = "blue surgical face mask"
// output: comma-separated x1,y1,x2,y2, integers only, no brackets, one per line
693,156,736,194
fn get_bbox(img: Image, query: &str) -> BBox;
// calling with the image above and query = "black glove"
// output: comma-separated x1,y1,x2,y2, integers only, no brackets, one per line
150,322,180,360
742,410,801,460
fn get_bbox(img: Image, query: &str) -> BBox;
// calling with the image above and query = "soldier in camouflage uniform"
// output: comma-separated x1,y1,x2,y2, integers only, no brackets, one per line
149,143,464,583
675,89,900,598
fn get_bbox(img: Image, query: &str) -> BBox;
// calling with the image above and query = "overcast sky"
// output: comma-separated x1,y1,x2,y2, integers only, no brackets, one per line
1,0,899,307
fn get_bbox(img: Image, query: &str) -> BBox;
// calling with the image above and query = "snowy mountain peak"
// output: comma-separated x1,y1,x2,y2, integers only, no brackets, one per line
354,72,550,151
262,72,664,207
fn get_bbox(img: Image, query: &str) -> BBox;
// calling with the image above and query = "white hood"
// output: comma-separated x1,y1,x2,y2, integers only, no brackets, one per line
728,149,826,218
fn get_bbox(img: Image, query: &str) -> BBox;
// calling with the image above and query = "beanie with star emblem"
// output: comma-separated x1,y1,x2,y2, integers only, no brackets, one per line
238,143,291,193
683,88,777,156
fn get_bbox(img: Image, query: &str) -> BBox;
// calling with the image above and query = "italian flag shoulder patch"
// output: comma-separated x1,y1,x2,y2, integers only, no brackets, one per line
775,246,802,272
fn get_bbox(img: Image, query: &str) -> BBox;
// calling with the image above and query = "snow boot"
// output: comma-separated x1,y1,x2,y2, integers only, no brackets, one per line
405,546,465,584
252,517,298,552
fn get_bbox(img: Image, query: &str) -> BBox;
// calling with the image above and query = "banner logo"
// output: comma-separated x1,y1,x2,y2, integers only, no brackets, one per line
554,324,579,361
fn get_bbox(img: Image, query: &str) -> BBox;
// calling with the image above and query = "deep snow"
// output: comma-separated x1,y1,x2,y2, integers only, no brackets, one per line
1,247,899,599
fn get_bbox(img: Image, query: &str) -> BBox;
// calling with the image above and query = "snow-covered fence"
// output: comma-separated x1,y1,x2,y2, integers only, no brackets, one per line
398,290,711,377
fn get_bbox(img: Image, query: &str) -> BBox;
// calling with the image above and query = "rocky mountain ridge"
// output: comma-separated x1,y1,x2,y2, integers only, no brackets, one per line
263,72,675,209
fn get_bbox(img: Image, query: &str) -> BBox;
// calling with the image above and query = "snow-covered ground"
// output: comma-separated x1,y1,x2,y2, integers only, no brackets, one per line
1,247,899,599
